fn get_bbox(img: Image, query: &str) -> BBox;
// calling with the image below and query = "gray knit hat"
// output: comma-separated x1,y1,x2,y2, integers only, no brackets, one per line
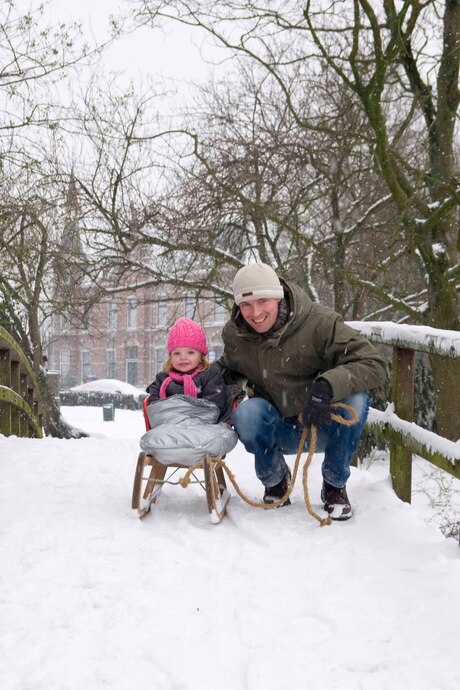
233,263,284,305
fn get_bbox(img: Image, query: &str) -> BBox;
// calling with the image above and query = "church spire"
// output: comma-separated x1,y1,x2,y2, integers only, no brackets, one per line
61,169,84,257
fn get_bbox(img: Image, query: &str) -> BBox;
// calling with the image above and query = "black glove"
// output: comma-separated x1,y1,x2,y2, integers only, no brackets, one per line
302,379,333,427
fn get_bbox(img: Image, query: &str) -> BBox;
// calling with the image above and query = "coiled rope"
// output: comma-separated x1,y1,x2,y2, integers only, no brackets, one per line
179,402,359,527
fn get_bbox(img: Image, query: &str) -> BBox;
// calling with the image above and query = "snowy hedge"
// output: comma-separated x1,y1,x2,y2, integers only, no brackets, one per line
59,390,147,410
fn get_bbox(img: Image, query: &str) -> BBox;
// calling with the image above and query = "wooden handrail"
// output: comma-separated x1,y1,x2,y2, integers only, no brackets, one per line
348,321,460,503
0,326,43,439
347,320,460,357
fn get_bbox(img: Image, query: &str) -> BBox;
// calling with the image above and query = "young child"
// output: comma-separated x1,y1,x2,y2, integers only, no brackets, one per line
146,317,227,417
141,317,243,467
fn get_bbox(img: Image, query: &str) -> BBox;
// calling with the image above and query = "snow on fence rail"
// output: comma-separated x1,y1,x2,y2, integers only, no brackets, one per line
347,320,460,358
348,321,460,503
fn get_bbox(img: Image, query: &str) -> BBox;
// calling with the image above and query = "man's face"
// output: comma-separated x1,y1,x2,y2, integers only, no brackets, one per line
239,298,281,333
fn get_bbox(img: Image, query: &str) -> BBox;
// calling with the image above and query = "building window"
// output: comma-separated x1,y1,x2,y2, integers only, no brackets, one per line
107,348,116,379
156,296,167,327
126,360,138,385
126,345,138,385
126,346,138,360
81,349,91,382
60,347,70,377
127,297,137,329
156,346,167,371
108,300,118,331
213,300,226,324
184,293,196,318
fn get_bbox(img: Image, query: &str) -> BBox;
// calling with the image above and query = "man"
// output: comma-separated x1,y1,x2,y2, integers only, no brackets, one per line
218,263,387,520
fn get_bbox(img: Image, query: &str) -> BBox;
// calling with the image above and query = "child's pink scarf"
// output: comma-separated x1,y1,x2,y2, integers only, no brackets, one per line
159,367,203,399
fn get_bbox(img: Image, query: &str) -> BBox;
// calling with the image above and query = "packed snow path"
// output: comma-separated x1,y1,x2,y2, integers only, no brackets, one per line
1,407,459,690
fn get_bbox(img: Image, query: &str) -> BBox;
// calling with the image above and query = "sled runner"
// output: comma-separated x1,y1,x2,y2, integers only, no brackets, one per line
131,396,234,524
131,450,230,523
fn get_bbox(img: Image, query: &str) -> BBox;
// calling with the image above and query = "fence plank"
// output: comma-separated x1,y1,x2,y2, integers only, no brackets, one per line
390,347,415,503
10,361,21,436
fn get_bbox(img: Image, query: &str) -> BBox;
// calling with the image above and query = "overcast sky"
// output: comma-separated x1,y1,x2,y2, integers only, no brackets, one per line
39,0,220,88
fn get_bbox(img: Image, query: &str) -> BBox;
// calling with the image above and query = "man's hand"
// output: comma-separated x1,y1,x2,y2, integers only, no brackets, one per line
302,379,334,426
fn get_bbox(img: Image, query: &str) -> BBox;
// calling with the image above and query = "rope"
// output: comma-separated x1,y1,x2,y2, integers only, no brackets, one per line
179,402,359,526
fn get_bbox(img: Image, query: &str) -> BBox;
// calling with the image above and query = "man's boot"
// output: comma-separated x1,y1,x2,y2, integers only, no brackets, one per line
263,468,292,507
321,480,353,520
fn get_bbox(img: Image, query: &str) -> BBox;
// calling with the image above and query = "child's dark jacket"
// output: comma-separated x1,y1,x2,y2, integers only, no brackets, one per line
146,366,227,417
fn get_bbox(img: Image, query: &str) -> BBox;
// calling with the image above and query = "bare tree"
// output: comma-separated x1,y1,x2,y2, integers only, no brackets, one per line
0,165,92,436
189,66,405,316
0,1,118,436
67,75,240,301
136,0,460,439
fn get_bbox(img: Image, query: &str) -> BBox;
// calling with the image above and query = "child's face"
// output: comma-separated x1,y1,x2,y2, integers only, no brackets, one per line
170,347,202,372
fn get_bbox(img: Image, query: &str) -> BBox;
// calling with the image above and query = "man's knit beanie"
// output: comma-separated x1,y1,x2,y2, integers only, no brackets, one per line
233,263,284,306
167,317,208,355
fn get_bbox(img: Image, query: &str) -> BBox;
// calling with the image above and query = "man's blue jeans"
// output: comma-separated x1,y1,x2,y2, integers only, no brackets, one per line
231,393,370,488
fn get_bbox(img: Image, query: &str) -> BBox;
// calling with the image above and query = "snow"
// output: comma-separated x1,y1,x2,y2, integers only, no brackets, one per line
70,378,144,398
369,405,460,462
1,407,459,690
347,320,460,357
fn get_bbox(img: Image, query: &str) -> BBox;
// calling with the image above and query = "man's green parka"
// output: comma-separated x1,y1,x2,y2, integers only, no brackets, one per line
219,280,387,418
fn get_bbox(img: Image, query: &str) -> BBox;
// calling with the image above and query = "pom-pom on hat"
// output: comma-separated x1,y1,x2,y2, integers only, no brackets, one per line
233,263,284,306
167,317,208,355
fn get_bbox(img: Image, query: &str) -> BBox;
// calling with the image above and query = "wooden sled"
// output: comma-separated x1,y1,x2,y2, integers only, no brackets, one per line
131,451,230,524
132,398,231,524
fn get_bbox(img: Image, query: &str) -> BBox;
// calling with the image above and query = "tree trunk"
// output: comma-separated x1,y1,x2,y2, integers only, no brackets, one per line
430,354,460,440
428,268,459,440
37,370,88,439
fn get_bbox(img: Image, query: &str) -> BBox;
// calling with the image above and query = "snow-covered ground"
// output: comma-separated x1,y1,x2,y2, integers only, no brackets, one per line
1,406,459,690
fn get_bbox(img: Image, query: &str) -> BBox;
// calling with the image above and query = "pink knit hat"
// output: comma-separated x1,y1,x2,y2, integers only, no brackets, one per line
167,317,208,355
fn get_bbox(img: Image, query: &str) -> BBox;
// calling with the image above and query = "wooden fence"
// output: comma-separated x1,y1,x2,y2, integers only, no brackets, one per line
349,321,460,503
0,326,43,439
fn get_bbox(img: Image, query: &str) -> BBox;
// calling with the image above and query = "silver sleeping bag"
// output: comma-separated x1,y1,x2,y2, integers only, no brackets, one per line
139,395,238,466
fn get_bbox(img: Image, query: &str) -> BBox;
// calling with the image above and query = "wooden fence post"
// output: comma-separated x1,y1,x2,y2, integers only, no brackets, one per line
0,348,12,436
390,346,414,503
10,360,21,436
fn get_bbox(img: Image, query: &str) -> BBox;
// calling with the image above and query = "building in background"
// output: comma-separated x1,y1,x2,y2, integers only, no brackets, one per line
46,175,230,389
47,287,229,389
